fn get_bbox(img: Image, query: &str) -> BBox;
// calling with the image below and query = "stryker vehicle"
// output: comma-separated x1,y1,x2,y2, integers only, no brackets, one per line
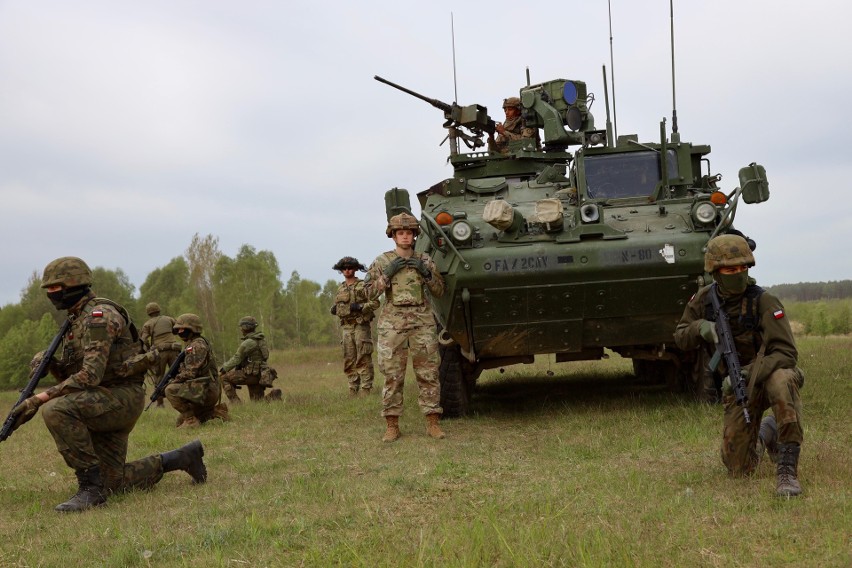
375,73,770,417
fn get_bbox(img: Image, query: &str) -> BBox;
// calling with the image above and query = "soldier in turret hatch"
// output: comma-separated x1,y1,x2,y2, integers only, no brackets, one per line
488,96,538,154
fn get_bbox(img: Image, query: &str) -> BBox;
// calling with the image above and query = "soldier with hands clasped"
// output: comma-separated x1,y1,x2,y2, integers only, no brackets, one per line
365,213,447,442
674,235,805,497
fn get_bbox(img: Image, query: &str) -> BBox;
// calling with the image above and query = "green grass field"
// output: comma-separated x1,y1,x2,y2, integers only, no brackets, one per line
0,337,849,567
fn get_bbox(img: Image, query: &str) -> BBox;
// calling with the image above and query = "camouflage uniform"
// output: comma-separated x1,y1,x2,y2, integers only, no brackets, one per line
220,330,277,402
139,307,180,403
674,234,804,496
366,250,445,417
165,336,222,425
489,97,538,154
333,278,379,394
37,291,169,492
674,284,803,475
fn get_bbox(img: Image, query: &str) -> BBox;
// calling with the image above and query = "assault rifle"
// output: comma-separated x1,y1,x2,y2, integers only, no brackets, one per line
707,283,751,424
146,350,186,410
1,319,72,442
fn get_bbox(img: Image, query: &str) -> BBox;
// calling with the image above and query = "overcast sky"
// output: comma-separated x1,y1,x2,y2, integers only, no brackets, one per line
1,0,850,306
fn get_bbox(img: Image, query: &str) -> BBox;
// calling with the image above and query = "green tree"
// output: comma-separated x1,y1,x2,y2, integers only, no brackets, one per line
0,313,57,389
829,302,851,335
138,256,196,323
91,267,136,316
280,271,336,347
186,233,222,337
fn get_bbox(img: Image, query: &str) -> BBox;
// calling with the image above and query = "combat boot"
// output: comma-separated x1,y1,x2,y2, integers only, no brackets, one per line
349,387,359,398
265,388,283,402
212,403,231,421
776,443,802,497
426,413,445,439
359,388,372,397
223,382,242,405
178,415,201,429
55,466,107,512
382,415,401,443
161,439,207,484
758,415,780,464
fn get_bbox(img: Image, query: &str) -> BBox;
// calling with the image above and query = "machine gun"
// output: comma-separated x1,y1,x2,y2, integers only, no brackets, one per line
374,75,495,155
1,319,72,442
146,350,186,411
707,283,752,424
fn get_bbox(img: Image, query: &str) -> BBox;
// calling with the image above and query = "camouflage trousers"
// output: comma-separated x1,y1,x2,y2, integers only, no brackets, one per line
221,369,270,401
146,346,181,400
721,366,804,476
341,323,374,392
165,377,220,422
376,324,442,417
41,382,165,492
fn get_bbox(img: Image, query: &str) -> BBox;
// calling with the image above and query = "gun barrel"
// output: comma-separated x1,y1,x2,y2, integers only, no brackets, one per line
374,75,452,113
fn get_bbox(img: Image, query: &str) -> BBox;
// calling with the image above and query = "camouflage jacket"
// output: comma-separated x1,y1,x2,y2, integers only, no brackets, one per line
221,331,268,375
140,314,179,350
333,278,379,325
491,116,538,153
174,336,218,383
365,250,445,330
43,292,144,398
674,283,798,384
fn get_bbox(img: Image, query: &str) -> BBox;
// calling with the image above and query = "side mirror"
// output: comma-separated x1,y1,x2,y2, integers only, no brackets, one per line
738,163,770,204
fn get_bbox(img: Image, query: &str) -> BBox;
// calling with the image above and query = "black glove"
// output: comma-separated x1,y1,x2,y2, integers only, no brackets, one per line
407,257,432,280
9,396,43,433
382,256,407,280
350,303,362,312
330,304,338,315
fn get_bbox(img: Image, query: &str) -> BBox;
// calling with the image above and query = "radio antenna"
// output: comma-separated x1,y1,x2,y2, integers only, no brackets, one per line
669,0,679,135
607,0,618,140
451,13,458,102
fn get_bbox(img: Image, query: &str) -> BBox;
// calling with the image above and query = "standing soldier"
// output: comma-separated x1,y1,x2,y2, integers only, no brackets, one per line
139,302,181,407
6,257,207,512
220,316,281,403
674,234,805,497
365,212,446,442
166,314,229,427
331,256,379,397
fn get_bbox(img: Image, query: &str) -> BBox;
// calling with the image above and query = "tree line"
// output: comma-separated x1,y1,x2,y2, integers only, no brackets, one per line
766,280,852,302
0,234,341,389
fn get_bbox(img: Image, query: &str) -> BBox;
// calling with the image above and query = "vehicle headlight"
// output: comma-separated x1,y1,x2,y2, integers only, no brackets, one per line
450,221,473,243
693,202,717,224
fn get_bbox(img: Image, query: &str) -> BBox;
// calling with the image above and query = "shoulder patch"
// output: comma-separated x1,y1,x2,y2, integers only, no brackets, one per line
773,309,785,319
92,310,104,318
186,345,194,353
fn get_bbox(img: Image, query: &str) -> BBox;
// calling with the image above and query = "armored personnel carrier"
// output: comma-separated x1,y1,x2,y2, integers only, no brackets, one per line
375,74,770,416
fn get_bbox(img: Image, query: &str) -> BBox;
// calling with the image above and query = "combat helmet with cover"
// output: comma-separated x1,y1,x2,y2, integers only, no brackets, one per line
332,256,367,271
145,302,161,316
503,96,521,109
386,212,420,238
239,316,258,330
41,256,93,289
704,234,756,273
173,313,203,334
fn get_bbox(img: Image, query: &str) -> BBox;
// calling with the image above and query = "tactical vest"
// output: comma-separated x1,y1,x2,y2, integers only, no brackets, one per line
704,284,765,366
239,334,269,376
63,297,144,384
148,315,177,348
383,252,425,307
335,280,374,323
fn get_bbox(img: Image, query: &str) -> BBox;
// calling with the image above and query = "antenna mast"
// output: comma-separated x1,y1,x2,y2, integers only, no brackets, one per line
669,0,679,136
607,0,618,141
451,13,458,103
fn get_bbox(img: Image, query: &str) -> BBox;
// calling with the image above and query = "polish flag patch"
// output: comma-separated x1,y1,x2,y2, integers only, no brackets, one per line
186,346,194,353
92,310,104,318
773,309,785,319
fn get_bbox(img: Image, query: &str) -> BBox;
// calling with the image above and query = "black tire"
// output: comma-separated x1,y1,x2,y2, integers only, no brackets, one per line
439,343,474,418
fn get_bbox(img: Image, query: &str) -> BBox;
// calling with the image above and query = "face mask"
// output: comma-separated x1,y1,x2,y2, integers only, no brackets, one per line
176,329,192,341
47,286,90,310
714,270,749,297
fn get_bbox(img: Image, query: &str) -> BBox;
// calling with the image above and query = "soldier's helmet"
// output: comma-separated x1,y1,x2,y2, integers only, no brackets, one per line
145,302,161,316
385,212,420,238
503,96,521,109
173,313,203,334
41,256,93,289
239,316,258,330
332,256,366,271
704,234,756,273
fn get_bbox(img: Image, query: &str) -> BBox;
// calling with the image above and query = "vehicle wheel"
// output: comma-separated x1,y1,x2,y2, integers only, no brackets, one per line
439,343,475,418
